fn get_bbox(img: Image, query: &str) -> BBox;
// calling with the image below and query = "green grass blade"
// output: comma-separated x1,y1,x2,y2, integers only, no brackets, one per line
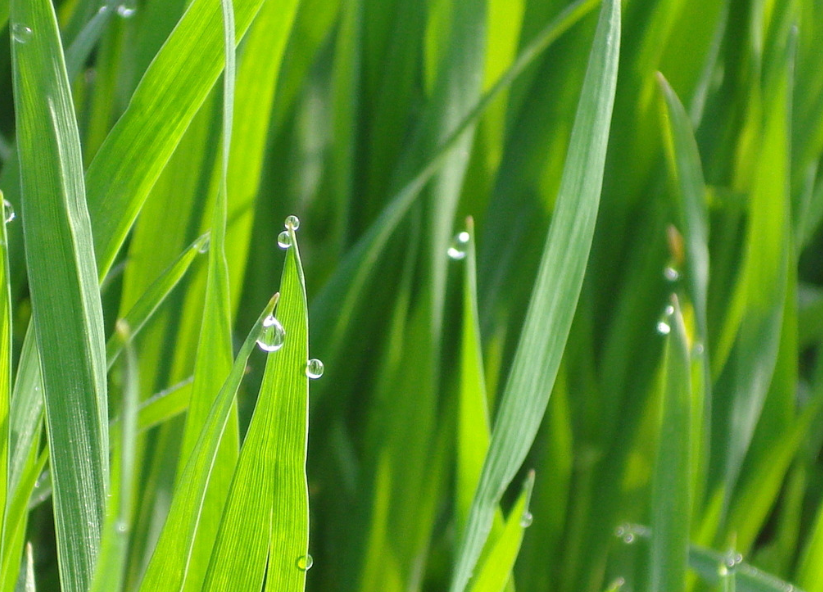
90,322,140,592
468,471,534,592
448,0,620,589
137,296,276,591
176,1,238,587
457,217,492,532
106,233,207,369
15,542,35,592
648,296,692,592
203,222,310,591
10,0,109,590
85,0,268,278
688,543,805,592
0,196,11,579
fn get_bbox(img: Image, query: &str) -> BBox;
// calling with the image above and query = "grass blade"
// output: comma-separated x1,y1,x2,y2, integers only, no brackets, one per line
648,296,692,592
449,0,620,588
137,296,277,591
10,1,109,590
203,222,310,591
0,196,11,580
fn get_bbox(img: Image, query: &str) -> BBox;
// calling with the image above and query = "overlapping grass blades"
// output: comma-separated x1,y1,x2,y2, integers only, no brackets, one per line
10,1,109,590
203,222,310,591
449,0,620,588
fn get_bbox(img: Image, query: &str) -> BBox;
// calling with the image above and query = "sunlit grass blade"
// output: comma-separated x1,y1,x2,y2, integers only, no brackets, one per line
468,471,534,592
137,295,277,591
10,0,109,590
106,233,208,369
688,542,805,592
0,196,11,585
203,222,310,591
176,2,239,588
85,0,269,277
16,542,35,592
648,296,691,592
449,0,620,589
90,322,140,592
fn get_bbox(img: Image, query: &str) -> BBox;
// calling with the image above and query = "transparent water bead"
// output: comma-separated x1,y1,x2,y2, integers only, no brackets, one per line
117,2,137,17
195,234,210,254
306,359,324,379
447,231,470,260
11,24,32,44
257,315,285,352
285,215,300,230
519,511,533,528
723,551,743,568
277,231,292,249
663,266,680,281
296,554,313,571
656,321,671,335
3,200,15,223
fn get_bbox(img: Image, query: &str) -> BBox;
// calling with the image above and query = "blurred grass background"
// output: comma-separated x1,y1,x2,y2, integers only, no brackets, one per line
2,0,823,590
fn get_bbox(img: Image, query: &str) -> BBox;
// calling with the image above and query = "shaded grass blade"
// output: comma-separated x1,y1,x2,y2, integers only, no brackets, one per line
10,1,109,590
449,0,620,588
137,296,277,591
203,223,310,591
648,296,692,592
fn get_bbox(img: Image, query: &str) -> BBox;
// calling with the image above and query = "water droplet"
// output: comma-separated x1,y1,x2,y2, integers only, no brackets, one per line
718,565,729,577
306,359,324,379
285,215,300,230
664,266,680,281
664,304,674,316
117,2,137,18
520,511,533,528
656,321,671,335
447,231,470,260
277,231,292,249
115,520,128,533
195,235,210,254
622,533,635,544
98,5,110,14
11,24,32,44
257,316,285,352
3,200,15,223
724,551,743,568
296,554,313,571
693,342,705,356
614,525,626,537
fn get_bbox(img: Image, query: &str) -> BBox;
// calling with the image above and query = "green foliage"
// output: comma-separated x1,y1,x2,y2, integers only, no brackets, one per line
1,0,823,591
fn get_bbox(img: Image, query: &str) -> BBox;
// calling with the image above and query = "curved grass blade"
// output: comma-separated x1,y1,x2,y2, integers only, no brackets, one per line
649,296,692,592
90,322,140,592
448,0,620,589
203,223,310,591
468,471,534,592
10,1,109,590
106,233,208,369
137,295,277,592
85,0,269,278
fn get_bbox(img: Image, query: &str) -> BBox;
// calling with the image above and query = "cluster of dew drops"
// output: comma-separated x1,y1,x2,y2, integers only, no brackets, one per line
256,215,324,381
11,1,137,46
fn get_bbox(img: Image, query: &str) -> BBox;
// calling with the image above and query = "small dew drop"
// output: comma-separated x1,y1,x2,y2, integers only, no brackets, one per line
622,533,635,544
115,520,128,533
257,316,285,352
277,231,292,249
3,200,15,223
117,3,137,18
285,215,300,230
693,342,705,356
664,304,674,316
664,266,680,281
98,5,110,14
296,554,313,571
718,565,729,577
306,359,324,379
614,525,626,538
656,321,671,335
520,511,533,528
447,231,470,260
195,235,210,254
11,24,32,44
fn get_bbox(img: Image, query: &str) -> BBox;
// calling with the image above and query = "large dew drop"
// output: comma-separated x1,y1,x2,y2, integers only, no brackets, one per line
11,24,32,44
296,554,313,571
277,231,292,249
306,359,324,379
520,511,533,528
257,316,285,352
285,215,300,230
3,200,15,224
447,231,470,260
